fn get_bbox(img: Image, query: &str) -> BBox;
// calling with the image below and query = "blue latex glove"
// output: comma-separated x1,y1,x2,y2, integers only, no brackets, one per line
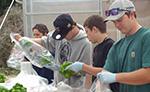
97,72,116,84
43,64,61,71
65,62,84,73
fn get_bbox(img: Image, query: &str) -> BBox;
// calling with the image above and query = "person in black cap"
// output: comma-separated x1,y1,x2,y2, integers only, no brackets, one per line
14,13,92,88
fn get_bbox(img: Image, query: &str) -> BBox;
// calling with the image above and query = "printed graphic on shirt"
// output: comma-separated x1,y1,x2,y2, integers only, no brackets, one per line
131,52,135,57
59,42,71,64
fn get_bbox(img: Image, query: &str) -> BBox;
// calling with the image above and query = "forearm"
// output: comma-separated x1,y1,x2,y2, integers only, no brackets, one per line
116,67,150,85
30,38,43,46
82,64,102,77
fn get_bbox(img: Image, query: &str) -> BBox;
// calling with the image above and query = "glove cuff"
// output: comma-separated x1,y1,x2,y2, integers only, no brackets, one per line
79,62,84,70
113,74,117,82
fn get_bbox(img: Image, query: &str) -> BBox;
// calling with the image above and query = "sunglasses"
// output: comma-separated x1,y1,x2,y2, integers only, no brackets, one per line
105,8,130,17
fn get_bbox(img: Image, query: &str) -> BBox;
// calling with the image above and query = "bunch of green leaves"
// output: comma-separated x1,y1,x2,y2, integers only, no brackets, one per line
10,83,27,92
22,39,32,47
60,61,81,79
0,73,6,83
40,54,53,66
0,85,9,92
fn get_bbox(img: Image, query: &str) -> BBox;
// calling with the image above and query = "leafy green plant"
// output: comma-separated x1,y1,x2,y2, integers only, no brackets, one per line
10,83,27,92
0,67,20,76
0,85,9,92
0,73,6,83
22,39,32,47
40,55,53,66
60,61,81,79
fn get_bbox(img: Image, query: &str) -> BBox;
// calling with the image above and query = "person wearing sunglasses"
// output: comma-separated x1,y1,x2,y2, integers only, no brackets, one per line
97,0,150,92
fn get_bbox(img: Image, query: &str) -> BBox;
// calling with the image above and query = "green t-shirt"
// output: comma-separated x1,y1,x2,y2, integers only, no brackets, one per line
103,27,150,92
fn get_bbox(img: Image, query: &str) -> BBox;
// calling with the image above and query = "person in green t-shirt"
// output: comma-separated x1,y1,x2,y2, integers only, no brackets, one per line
96,0,150,92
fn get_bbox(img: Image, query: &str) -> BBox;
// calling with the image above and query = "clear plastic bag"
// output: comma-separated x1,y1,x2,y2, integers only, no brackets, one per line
10,32,54,68
90,78,112,92
7,44,24,70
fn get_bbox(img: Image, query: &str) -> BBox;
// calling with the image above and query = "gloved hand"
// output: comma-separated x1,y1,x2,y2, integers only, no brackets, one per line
97,72,116,84
65,62,84,73
43,64,61,71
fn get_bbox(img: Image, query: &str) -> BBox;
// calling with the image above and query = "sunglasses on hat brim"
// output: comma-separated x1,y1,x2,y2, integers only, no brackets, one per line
105,8,130,17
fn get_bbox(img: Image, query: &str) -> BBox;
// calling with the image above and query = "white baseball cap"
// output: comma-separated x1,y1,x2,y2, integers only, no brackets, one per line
104,0,135,22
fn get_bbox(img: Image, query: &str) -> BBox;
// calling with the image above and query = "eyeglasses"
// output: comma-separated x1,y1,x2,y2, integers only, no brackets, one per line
105,8,130,17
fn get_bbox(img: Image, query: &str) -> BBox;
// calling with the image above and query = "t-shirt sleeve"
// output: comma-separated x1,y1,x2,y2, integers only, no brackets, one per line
142,30,150,68
41,33,56,51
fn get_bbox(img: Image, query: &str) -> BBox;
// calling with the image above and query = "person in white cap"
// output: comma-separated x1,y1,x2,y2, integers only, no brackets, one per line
14,13,92,88
96,0,150,92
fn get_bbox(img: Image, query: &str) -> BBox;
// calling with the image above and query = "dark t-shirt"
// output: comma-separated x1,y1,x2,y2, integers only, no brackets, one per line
92,38,119,92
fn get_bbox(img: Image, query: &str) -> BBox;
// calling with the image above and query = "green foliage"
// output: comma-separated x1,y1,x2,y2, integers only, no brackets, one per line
22,40,32,47
0,0,12,16
0,85,9,92
10,83,27,92
0,3,23,67
0,82,27,92
60,61,81,79
40,55,53,66
0,73,6,83
0,67,20,76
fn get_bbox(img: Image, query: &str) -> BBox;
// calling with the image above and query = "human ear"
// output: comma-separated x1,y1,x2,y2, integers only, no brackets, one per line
130,11,135,19
92,26,97,31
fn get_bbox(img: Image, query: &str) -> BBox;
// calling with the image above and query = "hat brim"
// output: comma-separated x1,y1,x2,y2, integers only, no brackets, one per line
52,30,68,40
104,11,126,23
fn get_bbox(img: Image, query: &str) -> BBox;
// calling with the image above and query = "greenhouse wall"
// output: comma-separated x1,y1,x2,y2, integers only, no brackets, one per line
21,0,150,88
22,0,150,40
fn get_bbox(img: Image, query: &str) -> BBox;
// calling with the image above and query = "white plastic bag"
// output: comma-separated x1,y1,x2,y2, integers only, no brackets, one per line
90,78,112,92
56,81,89,92
0,62,57,92
0,72,56,92
10,32,54,68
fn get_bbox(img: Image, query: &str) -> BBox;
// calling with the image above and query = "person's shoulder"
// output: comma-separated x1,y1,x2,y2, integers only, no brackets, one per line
111,37,125,48
141,26,150,36
140,26,150,33
103,38,114,46
142,26,150,30
48,30,55,36
107,38,115,43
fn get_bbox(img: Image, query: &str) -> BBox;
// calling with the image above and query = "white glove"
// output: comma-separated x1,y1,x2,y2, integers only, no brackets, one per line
97,72,116,84
65,62,84,73
43,64,61,71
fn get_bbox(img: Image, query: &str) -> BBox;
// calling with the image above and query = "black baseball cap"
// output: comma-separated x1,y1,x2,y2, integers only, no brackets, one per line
52,13,73,40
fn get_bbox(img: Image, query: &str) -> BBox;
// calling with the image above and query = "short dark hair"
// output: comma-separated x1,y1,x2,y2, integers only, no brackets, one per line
125,11,137,18
32,24,49,35
83,15,106,33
